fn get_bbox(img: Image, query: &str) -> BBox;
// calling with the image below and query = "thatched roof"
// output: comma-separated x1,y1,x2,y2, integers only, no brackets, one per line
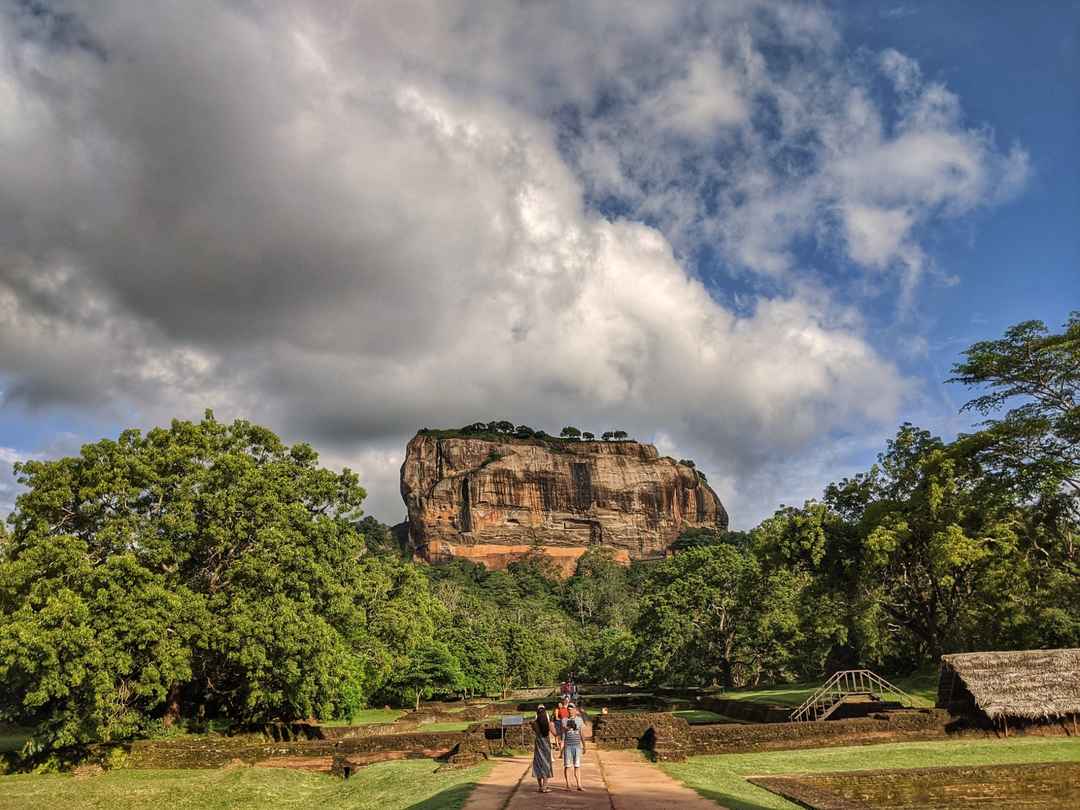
940,648,1080,720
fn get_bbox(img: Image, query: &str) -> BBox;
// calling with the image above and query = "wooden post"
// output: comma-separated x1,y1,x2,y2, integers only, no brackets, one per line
1002,715,1008,738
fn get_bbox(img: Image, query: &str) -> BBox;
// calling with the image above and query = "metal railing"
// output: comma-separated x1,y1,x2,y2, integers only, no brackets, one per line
789,669,920,723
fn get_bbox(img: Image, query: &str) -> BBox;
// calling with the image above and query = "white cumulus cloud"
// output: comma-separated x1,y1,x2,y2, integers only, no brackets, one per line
0,1,1026,526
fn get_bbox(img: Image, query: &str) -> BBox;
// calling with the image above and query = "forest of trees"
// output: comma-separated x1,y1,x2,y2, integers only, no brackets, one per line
0,314,1075,757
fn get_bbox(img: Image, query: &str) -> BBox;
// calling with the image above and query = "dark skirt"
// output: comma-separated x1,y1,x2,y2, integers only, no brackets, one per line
532,734,553,779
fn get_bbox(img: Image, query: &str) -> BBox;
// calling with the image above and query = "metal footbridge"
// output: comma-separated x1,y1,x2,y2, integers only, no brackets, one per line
789,669,920,723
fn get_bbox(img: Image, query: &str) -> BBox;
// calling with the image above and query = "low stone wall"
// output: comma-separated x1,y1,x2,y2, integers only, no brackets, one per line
127,729,468,773
586,694,674,712
319,722,412,740
696,696,791,723
591,712,693,760
465,720,535,750
505,687,556,700
687,710,949,755
750,762,1080,809
314,703,499,741
593,709,951,761
946,714,1078,739
591,711,671,749
336,731,464,755
127,737,339,770
577,682,637,695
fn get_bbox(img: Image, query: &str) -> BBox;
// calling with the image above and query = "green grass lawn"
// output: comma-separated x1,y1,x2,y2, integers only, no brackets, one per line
720,670,940,707
662,737,1080,810
673,710,731,724
0,758,492,810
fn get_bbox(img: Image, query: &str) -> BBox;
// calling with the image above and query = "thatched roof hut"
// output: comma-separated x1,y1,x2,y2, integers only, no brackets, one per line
937,648,1080,720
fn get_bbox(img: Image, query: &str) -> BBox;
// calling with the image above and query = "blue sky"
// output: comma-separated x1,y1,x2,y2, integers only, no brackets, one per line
844,0,1077,336
838,0,1078,454
0,1,1077,527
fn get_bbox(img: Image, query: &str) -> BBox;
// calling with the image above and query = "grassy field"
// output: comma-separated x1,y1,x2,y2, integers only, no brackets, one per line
663,737,1080,810
672,710,731,724
720,670,940,707
0,758,492,810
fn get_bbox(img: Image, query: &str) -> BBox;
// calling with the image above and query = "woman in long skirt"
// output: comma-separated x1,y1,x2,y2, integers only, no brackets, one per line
531,705,554,793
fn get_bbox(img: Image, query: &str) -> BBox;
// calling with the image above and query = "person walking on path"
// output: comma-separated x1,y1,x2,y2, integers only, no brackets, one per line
561,702,586,792
531,705,554,793
553,696,570,751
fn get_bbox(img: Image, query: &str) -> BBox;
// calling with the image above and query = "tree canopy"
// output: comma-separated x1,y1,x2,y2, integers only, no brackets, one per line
2,315,1076,759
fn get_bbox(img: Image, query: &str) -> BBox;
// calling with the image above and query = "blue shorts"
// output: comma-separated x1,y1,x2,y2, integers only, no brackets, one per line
562,743,582,767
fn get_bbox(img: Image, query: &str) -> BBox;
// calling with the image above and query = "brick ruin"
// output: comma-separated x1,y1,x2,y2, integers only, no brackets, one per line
590,708,953,762
108,698,1078,775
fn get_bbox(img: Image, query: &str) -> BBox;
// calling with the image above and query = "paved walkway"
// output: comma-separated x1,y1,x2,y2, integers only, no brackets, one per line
462,748,723,810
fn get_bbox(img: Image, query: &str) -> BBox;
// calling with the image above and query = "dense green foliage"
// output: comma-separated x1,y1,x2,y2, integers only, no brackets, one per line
0,416,378,753
420,421,636,443
1,315,1076,758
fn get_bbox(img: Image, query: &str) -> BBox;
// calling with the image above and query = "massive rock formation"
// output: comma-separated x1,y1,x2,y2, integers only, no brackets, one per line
401,432,728,572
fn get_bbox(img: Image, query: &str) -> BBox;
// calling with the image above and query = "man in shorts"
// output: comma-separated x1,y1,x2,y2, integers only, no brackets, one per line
561,703,585,791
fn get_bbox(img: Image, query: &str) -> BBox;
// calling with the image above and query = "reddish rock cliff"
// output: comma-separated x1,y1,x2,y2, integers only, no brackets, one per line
400,432,728,571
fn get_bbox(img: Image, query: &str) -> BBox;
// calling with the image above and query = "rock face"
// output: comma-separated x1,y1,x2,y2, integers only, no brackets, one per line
401,432,728,572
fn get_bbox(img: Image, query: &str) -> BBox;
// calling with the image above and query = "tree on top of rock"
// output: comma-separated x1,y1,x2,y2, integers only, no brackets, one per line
560,426,582,440
582,432,595,440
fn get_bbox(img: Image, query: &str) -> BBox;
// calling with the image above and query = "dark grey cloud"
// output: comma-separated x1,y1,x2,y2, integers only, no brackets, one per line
0,2,1024,525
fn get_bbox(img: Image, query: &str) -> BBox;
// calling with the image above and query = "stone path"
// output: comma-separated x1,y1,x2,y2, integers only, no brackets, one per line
462,748,724,810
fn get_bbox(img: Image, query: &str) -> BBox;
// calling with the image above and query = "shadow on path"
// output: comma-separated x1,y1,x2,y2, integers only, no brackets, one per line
405,782,478,809
694,790,775,810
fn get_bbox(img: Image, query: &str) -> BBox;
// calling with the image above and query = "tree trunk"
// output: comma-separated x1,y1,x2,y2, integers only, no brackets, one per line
162,682,183,727
721,634,735,689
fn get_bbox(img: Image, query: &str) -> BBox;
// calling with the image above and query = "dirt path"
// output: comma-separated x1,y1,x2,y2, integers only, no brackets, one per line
462,748,724,810
597,749,722,810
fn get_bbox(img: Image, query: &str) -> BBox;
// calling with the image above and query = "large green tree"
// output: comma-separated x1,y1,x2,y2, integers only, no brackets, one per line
631,545,799,688
1,413,373,751
950,314,1079,644
825,425,1024,661
950,312,1079,501
564,547,636,629
391,642,465,710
